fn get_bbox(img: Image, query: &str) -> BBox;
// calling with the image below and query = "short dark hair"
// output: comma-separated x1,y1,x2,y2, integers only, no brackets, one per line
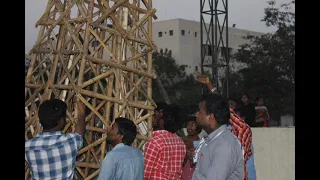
115,117,137,146
228,97,237,103
256,96,263,102
242,93,250,99
186,115,202,134
160,104,181,133
204,94,230,125
38,99,67,130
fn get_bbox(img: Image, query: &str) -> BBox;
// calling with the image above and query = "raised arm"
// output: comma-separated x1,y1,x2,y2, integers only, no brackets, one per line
197,75,217,94
74,99,85,136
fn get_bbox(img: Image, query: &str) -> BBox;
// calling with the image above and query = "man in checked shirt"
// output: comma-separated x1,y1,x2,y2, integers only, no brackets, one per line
25,99,85,180
144,105,187,180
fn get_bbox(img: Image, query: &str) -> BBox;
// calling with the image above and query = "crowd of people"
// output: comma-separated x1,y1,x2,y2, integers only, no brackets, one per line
25,75,270,180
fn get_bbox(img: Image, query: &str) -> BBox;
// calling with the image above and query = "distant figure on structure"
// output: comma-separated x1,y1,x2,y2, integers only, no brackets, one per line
144,106,186,180
98,117,144,180
255,96,270,127
25,99,85,180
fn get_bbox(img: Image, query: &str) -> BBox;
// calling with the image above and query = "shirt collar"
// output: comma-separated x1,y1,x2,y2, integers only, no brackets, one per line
152,130,170,137
206,124,227,141
36,131,63,137
112,143,125,150
152,130,170,136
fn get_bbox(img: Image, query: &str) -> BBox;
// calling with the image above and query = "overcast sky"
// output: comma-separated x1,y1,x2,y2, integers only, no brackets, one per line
25,0,291,53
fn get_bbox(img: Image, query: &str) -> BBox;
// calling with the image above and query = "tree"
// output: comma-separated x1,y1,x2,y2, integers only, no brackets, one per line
231,0,295,123
152,48,203,129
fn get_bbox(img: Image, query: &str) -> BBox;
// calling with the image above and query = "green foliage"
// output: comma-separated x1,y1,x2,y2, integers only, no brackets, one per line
231,0,295,122
152,49,203,119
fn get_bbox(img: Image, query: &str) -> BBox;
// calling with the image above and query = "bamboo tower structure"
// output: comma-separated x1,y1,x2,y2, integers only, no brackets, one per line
25,0,157,179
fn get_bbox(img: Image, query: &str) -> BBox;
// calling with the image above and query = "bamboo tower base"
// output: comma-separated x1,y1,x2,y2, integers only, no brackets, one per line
25,0,157,179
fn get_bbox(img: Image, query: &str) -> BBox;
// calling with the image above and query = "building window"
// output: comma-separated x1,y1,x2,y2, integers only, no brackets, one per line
202,45,213,56
195,32,197,37
221,47,232,59
169,30,173,36
195,66,198,71
181,30,185,36
158,31,162,37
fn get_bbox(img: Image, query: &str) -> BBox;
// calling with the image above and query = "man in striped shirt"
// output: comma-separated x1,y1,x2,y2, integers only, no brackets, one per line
198,75,253,180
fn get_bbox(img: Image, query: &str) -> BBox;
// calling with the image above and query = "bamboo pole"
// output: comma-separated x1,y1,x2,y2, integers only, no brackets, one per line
86,56,155,79
76,162,100,169
76,166,86,179
134,112,154,125
84,169,100,180
79,89,155,110
82,70,113,88
77,136,107,156
147,0,153,138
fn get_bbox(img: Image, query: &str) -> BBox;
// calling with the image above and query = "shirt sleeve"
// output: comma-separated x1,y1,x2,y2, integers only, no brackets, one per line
71,133,83,151
206,142,243,180
97,153,116,180
144,140,160,179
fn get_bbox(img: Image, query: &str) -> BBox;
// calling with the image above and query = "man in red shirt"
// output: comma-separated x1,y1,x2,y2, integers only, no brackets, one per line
144,105,186,180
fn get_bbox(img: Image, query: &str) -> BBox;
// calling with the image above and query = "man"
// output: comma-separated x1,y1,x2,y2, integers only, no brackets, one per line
198,75,254,180
240,94,256,127
25,99,85,180
98,117,144,180
181,116,202,180
193,93,244,180
247,144,257,180
144,105,186,180
228,98,238,110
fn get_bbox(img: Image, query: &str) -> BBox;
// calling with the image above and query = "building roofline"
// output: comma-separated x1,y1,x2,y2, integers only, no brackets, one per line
153,18,265,34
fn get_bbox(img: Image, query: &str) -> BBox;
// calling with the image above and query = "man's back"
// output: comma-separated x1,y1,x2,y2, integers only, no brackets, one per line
144,130,186,180
98,143,144,180
230,108,253,180
25,132,83,180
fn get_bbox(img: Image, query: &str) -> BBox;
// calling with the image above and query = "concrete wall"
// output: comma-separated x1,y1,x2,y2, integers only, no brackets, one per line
252,127,295,180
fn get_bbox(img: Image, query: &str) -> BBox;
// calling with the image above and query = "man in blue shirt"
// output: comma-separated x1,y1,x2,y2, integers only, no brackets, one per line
98,117,144,180
247,144,257,180
25,99,85,180
227,124,257,180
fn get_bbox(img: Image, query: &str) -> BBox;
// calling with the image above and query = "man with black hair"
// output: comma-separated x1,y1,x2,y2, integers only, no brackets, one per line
144,104,186,180
193,93,244,180
181,116,202,180
25,99,85,180
240,94,256,127
98,117,144,180
197,75,253,180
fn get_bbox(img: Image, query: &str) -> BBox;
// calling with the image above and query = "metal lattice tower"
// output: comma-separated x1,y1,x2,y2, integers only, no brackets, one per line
25,0,157,179
200,0,229,97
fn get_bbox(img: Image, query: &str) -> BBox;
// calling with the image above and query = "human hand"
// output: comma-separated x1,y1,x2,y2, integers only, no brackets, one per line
197,75,211,85
77,99,85,114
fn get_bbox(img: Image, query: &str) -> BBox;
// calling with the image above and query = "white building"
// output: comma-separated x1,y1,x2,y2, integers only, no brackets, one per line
152,18,264,75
